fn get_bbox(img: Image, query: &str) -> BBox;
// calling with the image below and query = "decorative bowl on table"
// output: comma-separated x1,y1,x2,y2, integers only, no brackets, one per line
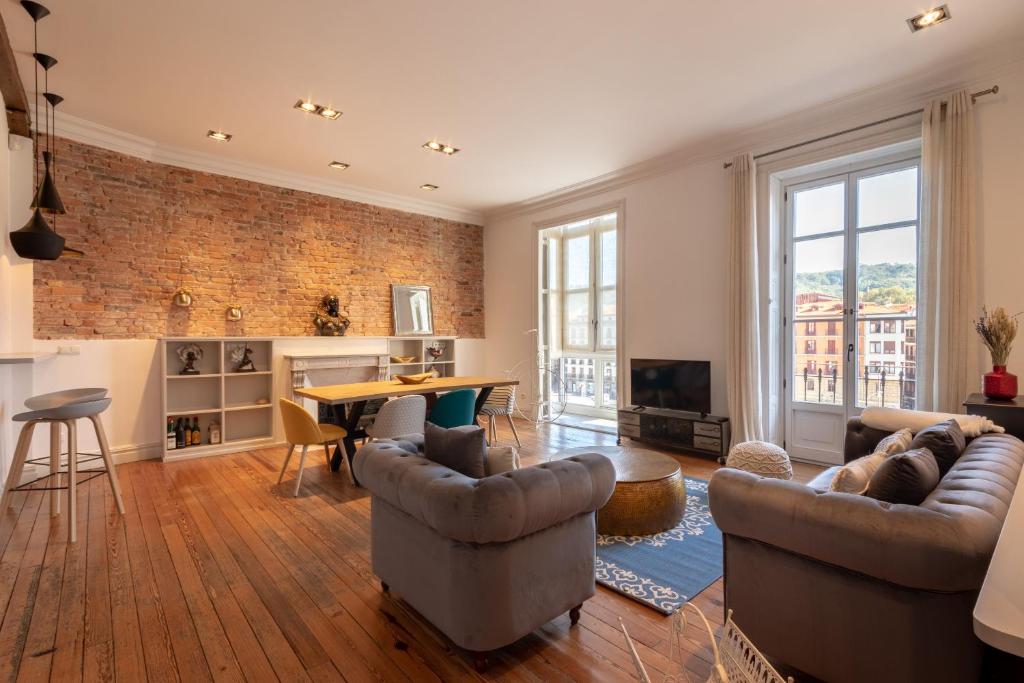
391,355,418,364
395,372,433,385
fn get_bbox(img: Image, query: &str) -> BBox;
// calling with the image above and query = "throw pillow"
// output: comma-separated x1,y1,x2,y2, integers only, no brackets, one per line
874,427,913,456
424,423,487,478
829,452,886,494
865,448,941,505
484,446,520,475
909,419,966,477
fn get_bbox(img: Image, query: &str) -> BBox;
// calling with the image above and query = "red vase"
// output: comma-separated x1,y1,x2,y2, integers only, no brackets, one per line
983,365,1018,400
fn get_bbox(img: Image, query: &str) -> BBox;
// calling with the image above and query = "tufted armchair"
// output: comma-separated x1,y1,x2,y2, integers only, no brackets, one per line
354,441,615,667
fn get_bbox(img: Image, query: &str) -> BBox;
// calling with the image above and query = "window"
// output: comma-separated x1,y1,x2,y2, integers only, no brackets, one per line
827,321,838,335
827,339,837,355
806,321,816,335
870,342,881,354
558,219,616,352
869,321,881,333
883,341,896,354
883,320,897,334
805,339,816,353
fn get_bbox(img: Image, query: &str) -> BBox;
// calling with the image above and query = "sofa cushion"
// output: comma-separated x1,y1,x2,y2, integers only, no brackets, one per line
875,427,914,456
424,423,487,478
485,446,520,475
910,419,966,476
865,448,941,505
829,453,886,494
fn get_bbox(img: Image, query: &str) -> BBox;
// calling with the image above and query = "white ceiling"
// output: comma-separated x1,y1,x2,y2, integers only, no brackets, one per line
3,0,1023,218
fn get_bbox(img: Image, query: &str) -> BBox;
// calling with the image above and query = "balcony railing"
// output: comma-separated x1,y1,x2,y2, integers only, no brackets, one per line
794,367,916,409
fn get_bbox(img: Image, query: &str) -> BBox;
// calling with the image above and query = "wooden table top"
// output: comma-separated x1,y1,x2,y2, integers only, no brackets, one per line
294,375,518,405
553,446,681,483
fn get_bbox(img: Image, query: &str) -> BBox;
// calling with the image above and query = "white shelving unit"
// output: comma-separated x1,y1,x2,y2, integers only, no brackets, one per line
161,338,275,461
386,336,457,380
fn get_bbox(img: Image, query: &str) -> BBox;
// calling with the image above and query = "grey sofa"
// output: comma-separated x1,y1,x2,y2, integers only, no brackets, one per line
354,441,615,666
708,418,1024,683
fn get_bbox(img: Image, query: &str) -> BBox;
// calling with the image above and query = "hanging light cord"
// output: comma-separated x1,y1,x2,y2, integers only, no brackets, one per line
31,16,39,191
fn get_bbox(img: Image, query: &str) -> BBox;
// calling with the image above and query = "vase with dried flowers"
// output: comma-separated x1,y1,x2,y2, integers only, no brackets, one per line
974,306,1020,400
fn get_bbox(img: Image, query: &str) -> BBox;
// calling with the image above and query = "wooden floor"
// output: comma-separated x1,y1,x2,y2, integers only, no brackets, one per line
0,419,821,682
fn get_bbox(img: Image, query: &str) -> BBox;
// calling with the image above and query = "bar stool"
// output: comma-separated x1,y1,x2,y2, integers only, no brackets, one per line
1,393,124,543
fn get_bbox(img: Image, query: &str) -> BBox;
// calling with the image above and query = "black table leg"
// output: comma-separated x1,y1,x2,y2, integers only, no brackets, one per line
473,387,493,420
330,400,367,479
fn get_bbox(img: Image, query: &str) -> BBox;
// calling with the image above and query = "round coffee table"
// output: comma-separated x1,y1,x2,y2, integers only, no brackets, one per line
554,447,686,536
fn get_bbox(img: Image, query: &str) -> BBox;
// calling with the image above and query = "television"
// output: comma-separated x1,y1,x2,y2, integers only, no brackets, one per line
630,359,711,414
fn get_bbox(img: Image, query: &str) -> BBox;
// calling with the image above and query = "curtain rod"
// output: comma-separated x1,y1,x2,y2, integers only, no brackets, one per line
722,85,999,169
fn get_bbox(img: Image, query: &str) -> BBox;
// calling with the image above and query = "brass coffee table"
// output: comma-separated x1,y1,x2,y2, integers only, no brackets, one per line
554,447,686,536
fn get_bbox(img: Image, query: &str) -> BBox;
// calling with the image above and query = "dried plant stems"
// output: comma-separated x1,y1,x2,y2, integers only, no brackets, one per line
974,306,1019,367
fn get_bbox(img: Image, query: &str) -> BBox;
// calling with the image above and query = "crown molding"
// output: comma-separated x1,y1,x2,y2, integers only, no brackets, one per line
35,109,484,225
485,43,1024,224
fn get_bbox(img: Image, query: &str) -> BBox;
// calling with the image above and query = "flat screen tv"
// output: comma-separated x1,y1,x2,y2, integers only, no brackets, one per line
630,359,711,414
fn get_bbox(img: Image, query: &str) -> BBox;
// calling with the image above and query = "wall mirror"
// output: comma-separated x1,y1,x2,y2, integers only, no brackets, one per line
392,284,434,336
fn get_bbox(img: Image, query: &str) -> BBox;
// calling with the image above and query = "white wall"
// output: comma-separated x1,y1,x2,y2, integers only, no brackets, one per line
483,63,1024,420
485,159,731,416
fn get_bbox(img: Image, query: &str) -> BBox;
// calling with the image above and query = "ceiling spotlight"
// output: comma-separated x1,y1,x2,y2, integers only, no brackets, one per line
907,5,950,32
420,184,438,191
422,140,459,156
328,161,350,170
207,130,232,142
295,100,318,113
319,107,341,120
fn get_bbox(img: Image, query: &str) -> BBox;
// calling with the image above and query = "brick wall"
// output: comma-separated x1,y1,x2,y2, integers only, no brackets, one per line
33,138,484,339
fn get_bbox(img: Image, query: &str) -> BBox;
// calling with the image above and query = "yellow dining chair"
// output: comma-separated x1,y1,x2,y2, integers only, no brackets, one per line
278,398,353,496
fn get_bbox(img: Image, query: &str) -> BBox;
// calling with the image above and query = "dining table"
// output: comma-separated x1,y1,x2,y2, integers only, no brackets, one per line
293,375,519,476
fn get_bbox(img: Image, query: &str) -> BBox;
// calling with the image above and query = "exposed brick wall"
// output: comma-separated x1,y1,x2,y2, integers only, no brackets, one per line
33,138,484,339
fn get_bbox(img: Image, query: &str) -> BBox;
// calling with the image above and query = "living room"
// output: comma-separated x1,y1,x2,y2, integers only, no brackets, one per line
1,2,1023,681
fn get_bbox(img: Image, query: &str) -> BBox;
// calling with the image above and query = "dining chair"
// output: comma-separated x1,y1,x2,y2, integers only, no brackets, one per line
478,386,521,447
365,395,426,440
427,389,477,428
278,398,352,495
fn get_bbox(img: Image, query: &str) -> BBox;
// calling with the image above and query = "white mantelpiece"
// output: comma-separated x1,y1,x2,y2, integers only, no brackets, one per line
286,353,389,411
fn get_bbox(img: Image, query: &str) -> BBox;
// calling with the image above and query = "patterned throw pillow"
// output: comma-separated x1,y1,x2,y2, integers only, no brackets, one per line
829,427,913,494
874,428,913,456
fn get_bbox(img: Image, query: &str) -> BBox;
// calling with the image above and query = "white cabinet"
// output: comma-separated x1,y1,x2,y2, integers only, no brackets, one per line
161,338,275,461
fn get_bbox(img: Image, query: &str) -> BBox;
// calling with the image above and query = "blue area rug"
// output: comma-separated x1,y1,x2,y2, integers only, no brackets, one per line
595,477,722,614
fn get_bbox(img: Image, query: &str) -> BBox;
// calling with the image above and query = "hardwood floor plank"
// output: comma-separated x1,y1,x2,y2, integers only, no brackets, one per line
48,473,91,683
83,478,115,682
0,493,49,682
103,474,147,683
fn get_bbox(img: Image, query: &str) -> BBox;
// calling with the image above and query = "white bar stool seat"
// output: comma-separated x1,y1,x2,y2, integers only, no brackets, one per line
1,394,124,543
24,387,107,411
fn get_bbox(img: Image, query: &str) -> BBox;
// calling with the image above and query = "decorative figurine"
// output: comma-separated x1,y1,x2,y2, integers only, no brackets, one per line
176,343,203,375
426,342,446,360
313,294,352,336
231,344,256,372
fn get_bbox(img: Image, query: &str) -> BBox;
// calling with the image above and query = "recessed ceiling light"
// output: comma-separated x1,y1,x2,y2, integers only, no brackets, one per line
319,107,341,120
328,161,350,170
422,140,460,156
294,99,342,119
420,184,438,191
207,130,232,142
907,5,950,32
295,100,318,114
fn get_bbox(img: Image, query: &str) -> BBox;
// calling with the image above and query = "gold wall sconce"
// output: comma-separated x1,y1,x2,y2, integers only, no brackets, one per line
172,288,193,307
226,304,243,321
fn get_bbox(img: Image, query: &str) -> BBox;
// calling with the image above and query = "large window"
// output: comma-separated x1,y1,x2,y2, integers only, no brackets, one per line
539,212,618,415
790,159,920,410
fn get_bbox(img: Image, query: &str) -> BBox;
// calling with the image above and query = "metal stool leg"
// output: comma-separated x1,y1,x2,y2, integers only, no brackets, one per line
89,414,124,515
49,422,61,516
66,420,78,543
1,420,38,511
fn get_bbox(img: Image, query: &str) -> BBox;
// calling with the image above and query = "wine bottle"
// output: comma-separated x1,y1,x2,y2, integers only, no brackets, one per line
166,418,176,451
192,416,201,446
175,418,186,449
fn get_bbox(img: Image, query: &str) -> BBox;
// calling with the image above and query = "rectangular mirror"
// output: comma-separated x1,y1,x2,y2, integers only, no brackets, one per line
392,284,434,336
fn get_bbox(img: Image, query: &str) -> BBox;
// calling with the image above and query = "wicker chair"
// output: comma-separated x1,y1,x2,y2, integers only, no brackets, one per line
478,386,520,447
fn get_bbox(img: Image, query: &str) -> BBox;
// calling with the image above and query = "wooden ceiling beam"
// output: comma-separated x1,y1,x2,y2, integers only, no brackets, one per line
0,9,30,138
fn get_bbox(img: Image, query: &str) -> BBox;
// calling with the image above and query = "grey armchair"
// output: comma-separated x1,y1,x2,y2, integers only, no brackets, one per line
354,441,615,669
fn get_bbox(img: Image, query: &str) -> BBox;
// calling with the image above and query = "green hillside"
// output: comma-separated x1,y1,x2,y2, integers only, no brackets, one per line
795,263,916,304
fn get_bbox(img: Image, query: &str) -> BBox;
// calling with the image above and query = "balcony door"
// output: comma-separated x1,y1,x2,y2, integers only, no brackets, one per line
785,157,920,464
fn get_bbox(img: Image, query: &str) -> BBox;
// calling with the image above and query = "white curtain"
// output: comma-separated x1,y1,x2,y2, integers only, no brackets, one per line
918,89,979,412
726,154,764,444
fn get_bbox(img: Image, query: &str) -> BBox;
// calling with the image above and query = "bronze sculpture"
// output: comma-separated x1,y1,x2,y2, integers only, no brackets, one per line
314,294,351,336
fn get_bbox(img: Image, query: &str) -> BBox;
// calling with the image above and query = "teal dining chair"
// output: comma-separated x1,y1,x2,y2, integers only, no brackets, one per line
427,389,477,428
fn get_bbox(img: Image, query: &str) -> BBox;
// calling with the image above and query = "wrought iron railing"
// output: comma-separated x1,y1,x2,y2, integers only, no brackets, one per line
794,367,916,409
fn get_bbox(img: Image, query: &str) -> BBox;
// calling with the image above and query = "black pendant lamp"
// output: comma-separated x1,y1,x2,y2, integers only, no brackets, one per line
9,1,78,260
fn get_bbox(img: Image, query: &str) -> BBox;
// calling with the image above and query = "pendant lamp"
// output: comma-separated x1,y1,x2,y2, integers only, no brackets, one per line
9,1,80,260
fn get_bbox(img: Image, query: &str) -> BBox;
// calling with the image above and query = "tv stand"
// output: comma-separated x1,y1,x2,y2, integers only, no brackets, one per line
617,406,730,460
